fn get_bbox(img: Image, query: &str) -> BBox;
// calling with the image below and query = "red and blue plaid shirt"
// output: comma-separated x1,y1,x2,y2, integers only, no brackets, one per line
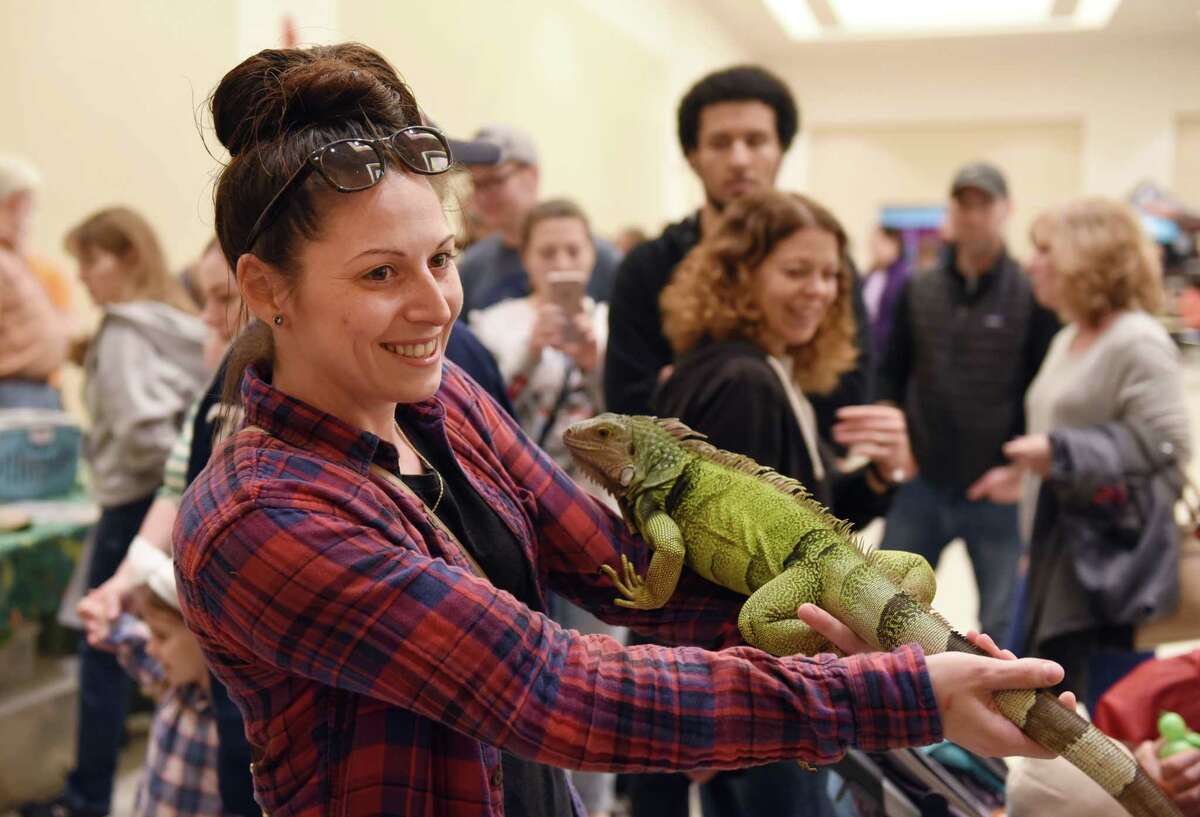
108,615,231,817
173,362,942,817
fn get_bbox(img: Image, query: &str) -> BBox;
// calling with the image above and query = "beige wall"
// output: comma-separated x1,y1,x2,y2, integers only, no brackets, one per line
809,120,1083,263
1,1,237,277
4,4,1196,278
340,0,748,237
1176,113,1200,209
777,32,1200,259
0,0,747,279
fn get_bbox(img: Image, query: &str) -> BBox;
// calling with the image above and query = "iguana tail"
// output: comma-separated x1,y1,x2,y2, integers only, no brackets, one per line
992,685,1178,817
834,586,1182,817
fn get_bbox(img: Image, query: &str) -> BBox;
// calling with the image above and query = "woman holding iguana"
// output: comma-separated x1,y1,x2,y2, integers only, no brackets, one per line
174,42,1083,817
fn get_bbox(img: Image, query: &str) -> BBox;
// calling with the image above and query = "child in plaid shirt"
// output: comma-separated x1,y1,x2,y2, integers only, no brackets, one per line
104,554,231,817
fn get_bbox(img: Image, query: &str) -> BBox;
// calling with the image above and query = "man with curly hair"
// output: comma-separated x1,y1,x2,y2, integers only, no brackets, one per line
605,65,855,817
603,65,872,438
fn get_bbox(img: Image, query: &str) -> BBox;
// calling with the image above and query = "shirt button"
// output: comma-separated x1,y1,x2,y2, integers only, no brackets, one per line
491,768,503,787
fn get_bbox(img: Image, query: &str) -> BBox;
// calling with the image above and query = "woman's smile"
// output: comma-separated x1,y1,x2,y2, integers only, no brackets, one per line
379,335,441,363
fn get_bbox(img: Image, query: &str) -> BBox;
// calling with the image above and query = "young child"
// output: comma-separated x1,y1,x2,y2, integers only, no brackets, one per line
105,552,231,817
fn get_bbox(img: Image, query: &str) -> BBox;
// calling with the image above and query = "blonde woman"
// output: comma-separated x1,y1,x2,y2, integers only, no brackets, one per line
29,208,207,817
983,198,1191,701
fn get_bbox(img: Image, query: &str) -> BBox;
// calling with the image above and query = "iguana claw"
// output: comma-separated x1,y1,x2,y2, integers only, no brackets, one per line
600,554,656,609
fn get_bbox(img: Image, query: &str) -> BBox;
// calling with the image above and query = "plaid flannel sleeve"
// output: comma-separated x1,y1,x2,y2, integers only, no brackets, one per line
184,485,941,773
459,373,751,649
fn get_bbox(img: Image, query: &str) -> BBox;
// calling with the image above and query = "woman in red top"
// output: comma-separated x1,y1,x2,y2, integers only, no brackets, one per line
172,43,1073,817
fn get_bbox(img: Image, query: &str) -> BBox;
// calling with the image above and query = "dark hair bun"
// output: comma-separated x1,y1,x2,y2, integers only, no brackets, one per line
212,43,419,158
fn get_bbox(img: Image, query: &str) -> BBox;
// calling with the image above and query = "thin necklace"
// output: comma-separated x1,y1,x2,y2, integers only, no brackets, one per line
394,423,444,513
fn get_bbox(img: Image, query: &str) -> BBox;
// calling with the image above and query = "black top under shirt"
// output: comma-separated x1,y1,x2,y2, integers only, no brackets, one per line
399,425,576,817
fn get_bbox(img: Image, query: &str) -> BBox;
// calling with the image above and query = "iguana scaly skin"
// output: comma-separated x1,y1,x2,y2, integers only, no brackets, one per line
563,413,1181,817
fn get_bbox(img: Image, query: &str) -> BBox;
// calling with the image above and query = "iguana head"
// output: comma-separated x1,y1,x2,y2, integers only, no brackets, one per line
563,413,697,498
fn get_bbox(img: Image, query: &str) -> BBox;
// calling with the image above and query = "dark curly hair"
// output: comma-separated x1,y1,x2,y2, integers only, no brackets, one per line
677,65,799,155
660,190,857,395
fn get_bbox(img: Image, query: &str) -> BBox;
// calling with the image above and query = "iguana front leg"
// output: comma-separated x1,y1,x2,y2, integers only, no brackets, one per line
601,501,685,610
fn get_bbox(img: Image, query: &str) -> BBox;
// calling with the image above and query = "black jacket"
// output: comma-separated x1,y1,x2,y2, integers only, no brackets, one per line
653,340,891,529
604,214,700,416
604,212,873,437
878,246,1059,491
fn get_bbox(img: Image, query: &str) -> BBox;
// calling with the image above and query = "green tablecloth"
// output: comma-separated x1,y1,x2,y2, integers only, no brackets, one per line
0,495,97,645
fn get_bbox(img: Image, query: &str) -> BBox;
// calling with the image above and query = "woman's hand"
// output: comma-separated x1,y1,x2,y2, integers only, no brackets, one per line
966,464,1024,504
528,302,565,360
1135,741,1200,816
923,649,1073,758
560,312,598,372
797,604,1078,759
77,573,132,647
832,405,915,483
1003,434,1053,478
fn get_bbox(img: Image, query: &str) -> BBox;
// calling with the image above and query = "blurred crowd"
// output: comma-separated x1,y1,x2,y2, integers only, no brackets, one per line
2,55,1199,817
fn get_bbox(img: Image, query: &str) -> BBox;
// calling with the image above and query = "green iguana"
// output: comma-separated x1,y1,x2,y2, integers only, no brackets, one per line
562,413,1181,817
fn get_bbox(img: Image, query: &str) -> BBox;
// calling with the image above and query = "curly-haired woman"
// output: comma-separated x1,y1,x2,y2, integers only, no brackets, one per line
651,191,914,816
657,190,912,528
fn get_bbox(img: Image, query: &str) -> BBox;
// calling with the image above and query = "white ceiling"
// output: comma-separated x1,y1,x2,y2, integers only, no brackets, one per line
693,0,1200,59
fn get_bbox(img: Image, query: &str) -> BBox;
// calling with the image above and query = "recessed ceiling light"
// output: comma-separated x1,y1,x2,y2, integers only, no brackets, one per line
1074,0,1122,27
763,0,1123,39
828,0,1053,32
762,0,821,39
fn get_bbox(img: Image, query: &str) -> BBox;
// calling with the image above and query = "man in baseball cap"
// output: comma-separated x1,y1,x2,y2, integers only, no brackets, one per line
950,160,1009,200
457,124,621,313
877,158,1059,650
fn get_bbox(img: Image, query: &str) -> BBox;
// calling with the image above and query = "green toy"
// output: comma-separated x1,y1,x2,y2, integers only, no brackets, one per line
1158,712,1200,758
563,413,1182,817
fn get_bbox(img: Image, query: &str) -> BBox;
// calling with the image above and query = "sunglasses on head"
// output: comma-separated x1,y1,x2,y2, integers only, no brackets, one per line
241,125,454,257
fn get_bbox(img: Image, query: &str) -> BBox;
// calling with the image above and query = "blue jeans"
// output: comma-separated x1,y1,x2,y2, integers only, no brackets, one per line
63,494,155,813
882,476,1021,646
210,670,260,816
0,378,61,409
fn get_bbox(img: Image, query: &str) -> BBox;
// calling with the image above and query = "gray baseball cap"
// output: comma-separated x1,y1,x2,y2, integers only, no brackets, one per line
422,116,502,166
471,124,540,166
950,161,1009,200
446,134,502,166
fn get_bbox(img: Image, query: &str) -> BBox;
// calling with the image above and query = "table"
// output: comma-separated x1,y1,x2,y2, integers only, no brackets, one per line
0,495,98,645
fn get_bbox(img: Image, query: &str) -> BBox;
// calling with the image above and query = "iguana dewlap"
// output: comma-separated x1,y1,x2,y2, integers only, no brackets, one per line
563,413,1181,817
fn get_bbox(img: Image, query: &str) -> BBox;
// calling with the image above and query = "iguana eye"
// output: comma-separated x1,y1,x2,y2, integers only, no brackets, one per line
628,442,636,456
598,428,610,439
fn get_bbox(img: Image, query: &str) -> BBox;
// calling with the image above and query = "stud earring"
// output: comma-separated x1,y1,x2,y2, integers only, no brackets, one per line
272,315,284,327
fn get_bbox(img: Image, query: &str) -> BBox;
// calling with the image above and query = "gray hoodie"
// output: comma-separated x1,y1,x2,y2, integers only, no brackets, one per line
83,301,207,507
